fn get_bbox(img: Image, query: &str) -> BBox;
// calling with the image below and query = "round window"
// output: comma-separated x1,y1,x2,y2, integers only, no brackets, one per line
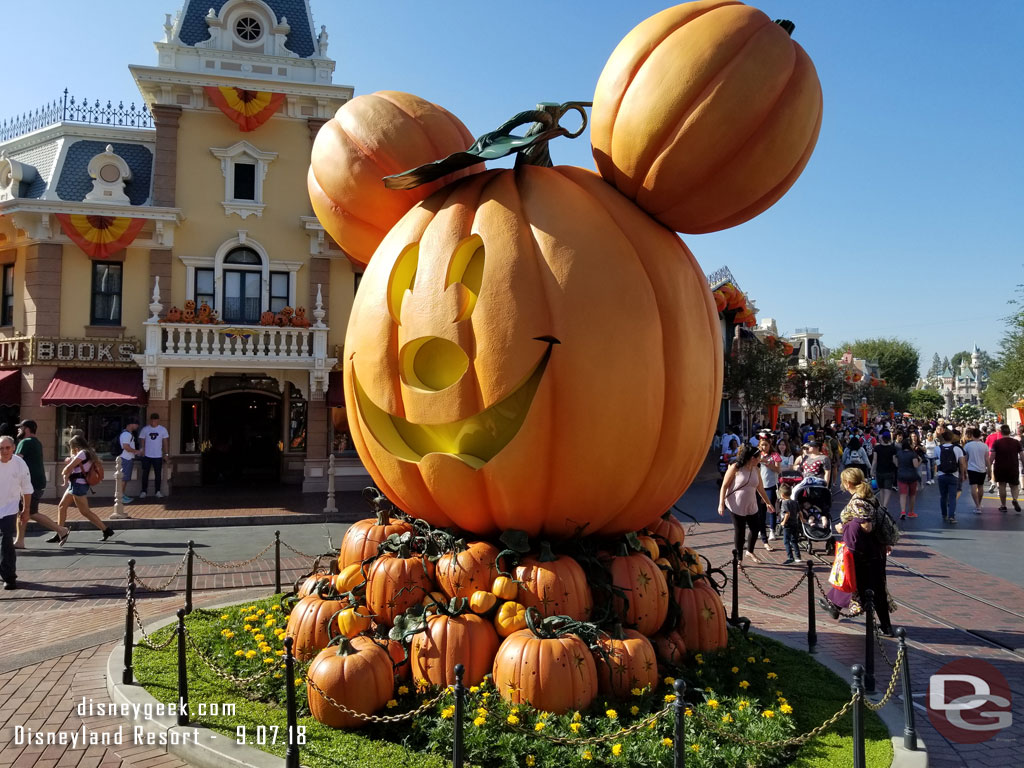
99,163,121,183
235,16,263,42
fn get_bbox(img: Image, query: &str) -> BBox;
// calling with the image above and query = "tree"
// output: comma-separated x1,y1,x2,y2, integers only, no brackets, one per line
941,356,951,373
866,384,909,415
982,291,1024,412
950,350,971,371
787,360,845,425
722,337,790,431
833,337,920,392
951,403,983,424
927,353,942,378
908,389,945,419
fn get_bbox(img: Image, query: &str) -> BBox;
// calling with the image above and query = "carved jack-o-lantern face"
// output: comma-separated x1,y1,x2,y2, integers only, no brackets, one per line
344,166,722,538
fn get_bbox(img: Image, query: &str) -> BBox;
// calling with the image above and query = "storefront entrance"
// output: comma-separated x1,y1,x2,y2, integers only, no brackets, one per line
203,390,282,485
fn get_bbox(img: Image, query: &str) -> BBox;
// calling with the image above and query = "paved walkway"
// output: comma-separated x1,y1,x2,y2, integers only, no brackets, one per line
0,479,1020,767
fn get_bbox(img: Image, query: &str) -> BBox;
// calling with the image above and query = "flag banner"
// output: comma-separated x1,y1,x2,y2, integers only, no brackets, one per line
55,213,146,258
204,86,285,131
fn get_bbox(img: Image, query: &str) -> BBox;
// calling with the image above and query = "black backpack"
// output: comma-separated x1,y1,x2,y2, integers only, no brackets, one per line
937,444,958,474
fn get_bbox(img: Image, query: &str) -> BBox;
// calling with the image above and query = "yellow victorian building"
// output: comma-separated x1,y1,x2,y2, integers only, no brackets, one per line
0,0,367,497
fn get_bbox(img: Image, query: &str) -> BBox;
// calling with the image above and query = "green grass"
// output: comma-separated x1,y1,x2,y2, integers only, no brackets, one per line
133,596,892,768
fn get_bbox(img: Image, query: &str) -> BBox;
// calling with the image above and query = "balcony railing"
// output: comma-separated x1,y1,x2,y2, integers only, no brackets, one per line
155,323,318,359
1,89,153,143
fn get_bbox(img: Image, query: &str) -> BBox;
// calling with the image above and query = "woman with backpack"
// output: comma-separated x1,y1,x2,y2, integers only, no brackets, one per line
818,467,895,635
56,435,114,543
841,437,871,477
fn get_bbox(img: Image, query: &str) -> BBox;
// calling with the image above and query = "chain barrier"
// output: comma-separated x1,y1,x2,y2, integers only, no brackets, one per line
279,540,325,560
184,628,287,685
866,642,905,712
306,676,450,723
130,601,178,651
874,627,895,667
506,706,671,745
737,559,807,600
688,691,860,749
192,540,276,569
131,553,188,592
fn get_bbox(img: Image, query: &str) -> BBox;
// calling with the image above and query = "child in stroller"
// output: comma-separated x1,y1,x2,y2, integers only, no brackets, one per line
792,476,835,554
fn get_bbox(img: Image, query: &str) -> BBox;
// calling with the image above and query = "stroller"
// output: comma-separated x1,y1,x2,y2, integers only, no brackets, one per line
791,476,835,555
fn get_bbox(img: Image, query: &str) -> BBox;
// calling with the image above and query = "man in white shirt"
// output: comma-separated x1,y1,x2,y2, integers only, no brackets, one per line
0,435,34,590
963,428,991,514
117,416,141,508
138,412,170,499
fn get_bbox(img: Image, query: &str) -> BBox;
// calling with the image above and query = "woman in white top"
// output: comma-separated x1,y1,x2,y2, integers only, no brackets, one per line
923,434,938,485
57,435,114,542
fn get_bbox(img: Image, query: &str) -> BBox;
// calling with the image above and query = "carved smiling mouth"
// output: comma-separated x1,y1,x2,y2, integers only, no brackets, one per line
353,337,557,470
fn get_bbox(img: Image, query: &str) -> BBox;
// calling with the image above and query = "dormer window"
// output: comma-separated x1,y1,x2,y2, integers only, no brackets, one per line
235,16,263,42
85,145,132,205
210,140,277,219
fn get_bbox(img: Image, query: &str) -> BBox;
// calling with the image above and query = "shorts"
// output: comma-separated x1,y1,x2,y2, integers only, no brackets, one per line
995,469,1020,486
68,481,90,497
26,488,43,516
876,474,896,490
898,479,918,496
967,470,988,487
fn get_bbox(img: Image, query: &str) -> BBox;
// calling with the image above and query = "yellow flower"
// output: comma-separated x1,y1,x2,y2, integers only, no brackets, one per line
482,692,490,699
606,709,618,720
776,690,784,697
661,738,673,747
473,716,486,727
767,672,778,680
539,711,549,719
582,751,593,761
534,721,545,731
762,657,771,663
780,703,793,714
731,666,739,673
630,705,639,716
477,707,488,716
747,656,756,663
234,650,245,657
440,707,455,720
570,722,582,733
271,605,282,611
663,676,675,685
273,673,282,679
737,700,749,710
526,757,536,767
763,710,775,718
220,614,230,620
721,713,733,724
572,711,582,722
256,609,266,616
263,657,276,664
691,744,700,753
386,699,397,709
220,628,231,636
244,616,258,623
243,625,253,632
611,744,622,756
470,685,480,693
631,687,643,697
275,650,285,656
398,685,409,696
664,694,676,703
507,714,520,725
706,699,719,709
245,650,257,659
294,678,302,686
254,633,265,642
739,680,750,689
265,619,276,627
684,707,693,717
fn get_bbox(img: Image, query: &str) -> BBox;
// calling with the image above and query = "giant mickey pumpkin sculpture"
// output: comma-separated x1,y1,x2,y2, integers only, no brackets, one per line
305,0,821,726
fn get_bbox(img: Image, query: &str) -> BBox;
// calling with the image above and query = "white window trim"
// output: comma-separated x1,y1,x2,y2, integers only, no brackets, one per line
178,234,302,323
210,140,277,219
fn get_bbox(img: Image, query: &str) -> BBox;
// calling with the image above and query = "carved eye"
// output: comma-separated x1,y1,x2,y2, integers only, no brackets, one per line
445,235,485,322
387,242,419,324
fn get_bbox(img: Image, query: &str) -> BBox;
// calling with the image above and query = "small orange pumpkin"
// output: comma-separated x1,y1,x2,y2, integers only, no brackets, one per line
494,601,528,637
334,563,364,595
591,1,823,234
635,534,660,562
491,575,518,602
297,572,333,599
594,627,659,698
307,636,394,728
335,604,372,638
410,611,500,688
338,508,414,569
436,540,500,599
514,542,593,621
606,548,670,636
468,590,498,615
645,511,686,557
365,547,435,627
673,576,728,653
651,629,687,668
285,593,348,660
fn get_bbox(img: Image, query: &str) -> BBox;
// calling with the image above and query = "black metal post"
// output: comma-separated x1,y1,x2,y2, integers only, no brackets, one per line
673,678,687,768
851,664,866,768
275,530,282,594
176,609,189,726
122,559,136,685
896,628,917,750
863,589,876,693
806,558,817,652
185,540,194,614
284,637,300,768
730,548,740,623
452,663,465,768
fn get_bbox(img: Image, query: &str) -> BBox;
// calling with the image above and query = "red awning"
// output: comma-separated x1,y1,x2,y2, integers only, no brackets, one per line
0,369,20,406
327,371,344,408
40,368,148,406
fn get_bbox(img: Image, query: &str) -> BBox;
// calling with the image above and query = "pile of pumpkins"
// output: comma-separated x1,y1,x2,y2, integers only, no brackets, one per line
286,505,727,726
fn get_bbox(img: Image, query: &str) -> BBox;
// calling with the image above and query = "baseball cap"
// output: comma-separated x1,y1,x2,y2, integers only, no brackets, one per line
15,419,37,432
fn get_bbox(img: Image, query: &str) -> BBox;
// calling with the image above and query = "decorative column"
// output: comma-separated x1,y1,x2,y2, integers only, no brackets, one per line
22,242,62,462
151,104,182,207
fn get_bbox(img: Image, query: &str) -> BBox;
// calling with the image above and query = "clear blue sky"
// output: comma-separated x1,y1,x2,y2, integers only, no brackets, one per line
5,1,1022,374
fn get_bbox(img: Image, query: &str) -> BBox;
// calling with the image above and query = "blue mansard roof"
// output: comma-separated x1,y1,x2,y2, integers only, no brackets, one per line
56,141,153,205
179,0,316,58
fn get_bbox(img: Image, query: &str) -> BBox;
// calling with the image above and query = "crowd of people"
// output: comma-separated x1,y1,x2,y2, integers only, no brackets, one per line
715,414,1024,636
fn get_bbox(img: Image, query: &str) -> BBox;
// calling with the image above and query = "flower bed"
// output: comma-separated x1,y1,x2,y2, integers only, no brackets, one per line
132,595,892,768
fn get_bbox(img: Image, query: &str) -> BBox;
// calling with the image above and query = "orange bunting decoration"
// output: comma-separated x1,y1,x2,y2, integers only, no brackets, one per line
55,214,145,259
713,289,726,313
204,86,285,131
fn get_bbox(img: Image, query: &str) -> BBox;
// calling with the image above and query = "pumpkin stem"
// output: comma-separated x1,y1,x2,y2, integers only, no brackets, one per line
536,541,560,563
774,19,795,36
334,636,358,656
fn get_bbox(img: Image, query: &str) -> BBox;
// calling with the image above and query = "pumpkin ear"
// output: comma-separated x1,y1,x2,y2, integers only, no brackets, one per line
387,242,419,324
445,235,485,322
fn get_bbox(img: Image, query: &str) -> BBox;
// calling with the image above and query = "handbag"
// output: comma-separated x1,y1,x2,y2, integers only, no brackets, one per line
828,542,858,593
